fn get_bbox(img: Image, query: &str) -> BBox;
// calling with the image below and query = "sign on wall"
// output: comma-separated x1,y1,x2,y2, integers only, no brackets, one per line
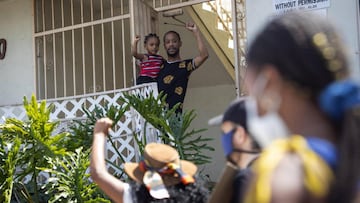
273,0,330,14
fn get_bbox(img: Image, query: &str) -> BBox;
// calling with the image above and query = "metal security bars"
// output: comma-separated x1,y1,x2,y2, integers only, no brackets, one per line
147,0,212,11
34,0,133,100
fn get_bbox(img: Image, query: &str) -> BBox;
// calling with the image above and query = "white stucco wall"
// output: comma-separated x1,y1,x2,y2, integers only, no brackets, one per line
184,84,237,181
0,0,35,106
327,0,360,79
246,0,360,79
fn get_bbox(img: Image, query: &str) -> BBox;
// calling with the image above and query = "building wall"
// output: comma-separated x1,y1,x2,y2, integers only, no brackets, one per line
246,0,360,79
184,84,236,181
0,0,35,106
327,0,360,79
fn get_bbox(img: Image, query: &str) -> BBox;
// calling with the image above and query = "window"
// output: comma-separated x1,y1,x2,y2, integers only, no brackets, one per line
34,0,134,99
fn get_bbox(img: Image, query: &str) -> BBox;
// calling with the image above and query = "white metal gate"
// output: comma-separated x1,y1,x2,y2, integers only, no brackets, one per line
34,0,133,100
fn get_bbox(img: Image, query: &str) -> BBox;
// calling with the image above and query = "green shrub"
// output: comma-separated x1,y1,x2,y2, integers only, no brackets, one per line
0,91,214,202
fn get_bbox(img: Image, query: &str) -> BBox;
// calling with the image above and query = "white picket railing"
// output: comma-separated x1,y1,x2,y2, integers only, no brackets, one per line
0,82,160,182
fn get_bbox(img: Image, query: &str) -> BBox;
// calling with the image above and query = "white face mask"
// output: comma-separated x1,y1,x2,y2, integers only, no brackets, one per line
245,73,290,148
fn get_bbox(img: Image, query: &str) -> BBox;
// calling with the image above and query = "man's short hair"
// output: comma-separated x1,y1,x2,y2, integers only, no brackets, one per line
163,30,181,42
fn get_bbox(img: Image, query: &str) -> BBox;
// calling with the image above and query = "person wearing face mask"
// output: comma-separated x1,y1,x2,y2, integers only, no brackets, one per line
208,98,260,203
243,12,360,203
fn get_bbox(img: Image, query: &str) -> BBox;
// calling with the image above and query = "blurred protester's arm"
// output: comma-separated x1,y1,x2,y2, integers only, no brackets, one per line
90,118,126,203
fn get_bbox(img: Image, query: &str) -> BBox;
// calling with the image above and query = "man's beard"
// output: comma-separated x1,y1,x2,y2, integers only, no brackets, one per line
166,49,179,57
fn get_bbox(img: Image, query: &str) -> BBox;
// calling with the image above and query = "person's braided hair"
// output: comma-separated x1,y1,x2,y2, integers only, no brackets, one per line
144,33,160,45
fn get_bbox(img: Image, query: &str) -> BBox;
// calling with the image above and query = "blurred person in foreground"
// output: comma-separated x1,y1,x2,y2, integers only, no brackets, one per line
208,98,260,203
90,118,208,203
243,12,360,203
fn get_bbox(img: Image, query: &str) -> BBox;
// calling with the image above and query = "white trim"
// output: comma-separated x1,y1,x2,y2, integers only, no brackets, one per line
44,36,48,99
121,0,124,15
61,0,66,96
122,19,127,87
42,0,45,32
91,0,96,93
61,0,64,28
43,83,158,103
35,38,41,97
101,0,104,19
102,22,106,91
33,0,39,98
91,0,93,21
81,0,86,94
71,0,76,95
112,21,116,90
111,0,114,17
111,0,116,89
154,0,213,12
81,0,84,23
81,27,86,94
101,0,105,92
129,0,135,87
42,0,47,98
92,24,95,93
0,82,158,107
62,32,66,96
72,28,76,95
34,14,130,37
52,0,57,98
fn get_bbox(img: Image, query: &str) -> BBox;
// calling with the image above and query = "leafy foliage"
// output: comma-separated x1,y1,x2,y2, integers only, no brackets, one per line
0,137,21,203
121,91,214,165
0,91,214,202
165,111,214,165
39,148,110,203
66,104,128,152
0,95,107,202
0,96,69,202
67,103,129,178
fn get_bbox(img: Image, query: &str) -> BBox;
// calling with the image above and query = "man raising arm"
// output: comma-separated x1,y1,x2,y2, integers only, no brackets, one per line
157,22,209,113
186,22,208,68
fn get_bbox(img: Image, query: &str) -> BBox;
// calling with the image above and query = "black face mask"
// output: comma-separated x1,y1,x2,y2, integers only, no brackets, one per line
226,148,260,165
221,128,260,164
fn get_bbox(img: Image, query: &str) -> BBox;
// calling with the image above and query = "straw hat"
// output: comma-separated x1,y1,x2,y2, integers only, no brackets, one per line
124,143,197,186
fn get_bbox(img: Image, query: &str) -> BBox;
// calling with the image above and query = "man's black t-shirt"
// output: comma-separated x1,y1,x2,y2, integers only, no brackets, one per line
157,59,196,112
